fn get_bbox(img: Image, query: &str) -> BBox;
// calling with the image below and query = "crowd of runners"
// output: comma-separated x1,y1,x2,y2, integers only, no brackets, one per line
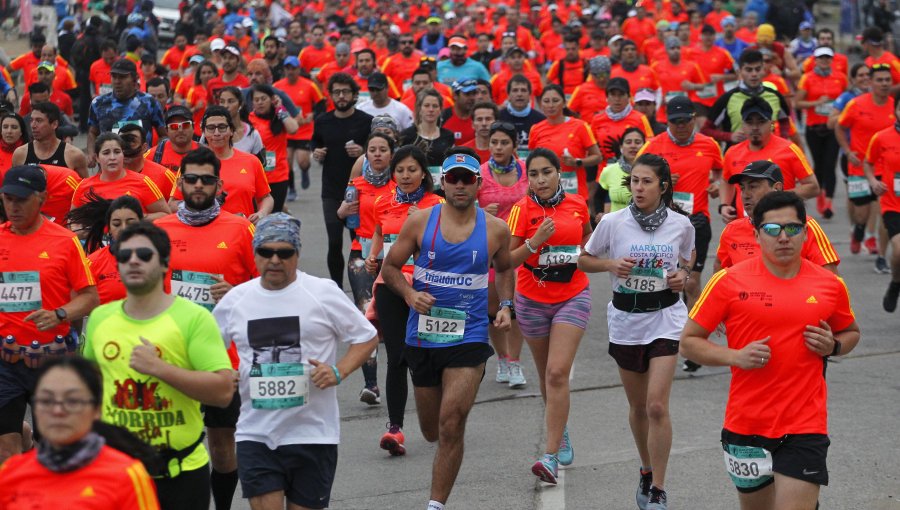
0,0,893,508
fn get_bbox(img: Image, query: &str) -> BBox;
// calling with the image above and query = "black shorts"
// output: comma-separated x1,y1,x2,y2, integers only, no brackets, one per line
608,338,679,373
0,360,39,435
237,441,338,509
202,390,241,428
155,464,211,510
287,139,312,150
721,429,829,493
885,211,900,239
849,175,879,206
689,213,712,273
585,164,599,182
404,342,494,387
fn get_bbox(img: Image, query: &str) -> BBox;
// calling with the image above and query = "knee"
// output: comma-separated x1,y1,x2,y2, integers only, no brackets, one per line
646,400,669,422
438,412,467,443
545,365,570,389
422,428,439,443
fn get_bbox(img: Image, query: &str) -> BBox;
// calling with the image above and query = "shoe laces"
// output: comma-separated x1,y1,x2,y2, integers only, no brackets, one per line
649,487,666,504
386,422,401,434
509,362,522,376
559,429,570,449
639,470,652,494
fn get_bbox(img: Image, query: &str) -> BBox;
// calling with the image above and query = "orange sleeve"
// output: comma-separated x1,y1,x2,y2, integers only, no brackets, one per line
797,74,809,92
67,235,96,289
640,115,653,138
142,176,165,202
580,120,598,146
837,99,856,127
545,61,559,83
123,460,160,510
828,276,856,331
804,219,840,266
787,143,814,177
716,229,733,268
252,159,272,199
865,131,882,162
688,268,730,329
507,203,527,237
709,138,724,170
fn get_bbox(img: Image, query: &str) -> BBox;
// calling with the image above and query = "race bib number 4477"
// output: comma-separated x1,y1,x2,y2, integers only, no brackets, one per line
0,271,41,312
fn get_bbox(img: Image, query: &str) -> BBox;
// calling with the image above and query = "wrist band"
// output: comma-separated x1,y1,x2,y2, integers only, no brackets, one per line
524,238,538,254
331,365,342,385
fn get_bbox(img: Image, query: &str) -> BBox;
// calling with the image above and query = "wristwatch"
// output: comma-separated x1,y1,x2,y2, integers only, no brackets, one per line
575,158,583,167
54,308,68,323
499,300,514,310
830,339,842,357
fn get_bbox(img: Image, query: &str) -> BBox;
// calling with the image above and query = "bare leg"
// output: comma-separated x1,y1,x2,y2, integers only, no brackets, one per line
525,335,550,401
414,385,442,443
617,368,651,468
541,322,583,454
772,473,820,510
737,483,775,510
644,354,677,489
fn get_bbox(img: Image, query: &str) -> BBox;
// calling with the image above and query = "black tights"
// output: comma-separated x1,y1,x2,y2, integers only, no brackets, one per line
322,198,350,288
805,126,839,198
374,284,410,427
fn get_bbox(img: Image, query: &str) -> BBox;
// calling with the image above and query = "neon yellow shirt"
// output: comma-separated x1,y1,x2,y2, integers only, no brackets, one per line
83,297,231,476
599,161,632,212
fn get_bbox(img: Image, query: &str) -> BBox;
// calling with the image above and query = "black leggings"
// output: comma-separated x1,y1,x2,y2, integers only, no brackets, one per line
805,126,839,198
155,463,211,510
269,181,289,213
349,250,378,388
322,197,350,288
375,284,410,427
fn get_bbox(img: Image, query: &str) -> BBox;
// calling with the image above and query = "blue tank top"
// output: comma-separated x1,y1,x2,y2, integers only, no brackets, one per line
420,34,447,58
405,204,490,347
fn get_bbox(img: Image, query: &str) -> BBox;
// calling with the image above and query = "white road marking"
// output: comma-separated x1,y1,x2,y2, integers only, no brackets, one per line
537,467,566,510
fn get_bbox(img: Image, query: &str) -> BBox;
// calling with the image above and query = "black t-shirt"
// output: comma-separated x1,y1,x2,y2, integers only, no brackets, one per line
399,126,456,167
312,109,373,200
498,108,546,150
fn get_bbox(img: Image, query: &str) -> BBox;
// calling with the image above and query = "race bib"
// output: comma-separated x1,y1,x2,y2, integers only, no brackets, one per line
697,84,717,99
264,150,276,172
723,80,739,92
428,166,442,191
171,270,220,310
538,245,580,266
665,90,687,103
111,119,141,135
723,444,774,489
99,83,112,95
417,306,466,344
359,236,382,260
895,175,900,197
847,175,872,199
560,171,579,194
618,267,668,294
383,234,413,264
249,362,309,409
402,79,412,91
0,271,41,312
311,67,321,79
814,101,834,116
358,91,371,103
517,148,530,161
673,191,694,214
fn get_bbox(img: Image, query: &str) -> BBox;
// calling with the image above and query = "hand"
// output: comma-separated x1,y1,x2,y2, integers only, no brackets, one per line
720,205,737,223
714,322,727,338
308,359,340,389
130,337,164,376
532,217,556,245
345,142,363,158
406,205,419,216
671,173,681,186
247,211,265,224
24,309,61,331
870,178,887,196
847,152,862,167
594,212,604,223
272,94,283,110
707,182,720,199
611,257,637,278
483,203,500,216
804,320,835,357
88,153,98,168
337,199,360,219
561,153,578,167
209,275,232,302
732,337,771,370
818,96,831,105
364,256,379,275
667,268,688,293
313,147,327,161
493,307,511,331
406,291,436,315
680,80,694,90
731,131,747,143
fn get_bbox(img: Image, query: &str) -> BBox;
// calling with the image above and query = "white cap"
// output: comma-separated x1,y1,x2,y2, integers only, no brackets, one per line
210,38,226,51
445,11,457,19
241,17,254,28
609,34,624,45
813,46,834,58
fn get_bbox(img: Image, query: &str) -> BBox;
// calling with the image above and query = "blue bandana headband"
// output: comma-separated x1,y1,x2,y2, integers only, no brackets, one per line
253,213,302,252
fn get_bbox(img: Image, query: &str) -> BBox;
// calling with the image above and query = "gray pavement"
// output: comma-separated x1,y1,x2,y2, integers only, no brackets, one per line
221,162,900,510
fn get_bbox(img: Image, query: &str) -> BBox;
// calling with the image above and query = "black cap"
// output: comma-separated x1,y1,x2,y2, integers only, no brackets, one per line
367,72,388,90
165,105,192,121
666,95,695,121
701,23,716,35
606,77,630,94
506,46,525,58
740,96,773,120
728,160,784,184
110,59,138,76
0,165,47,197
30,32,46,45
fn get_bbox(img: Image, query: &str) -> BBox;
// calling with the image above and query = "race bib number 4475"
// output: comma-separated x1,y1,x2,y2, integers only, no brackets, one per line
171,270,220,310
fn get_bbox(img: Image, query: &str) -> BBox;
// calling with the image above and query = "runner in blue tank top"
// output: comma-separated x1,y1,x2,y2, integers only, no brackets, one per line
381,153,514,510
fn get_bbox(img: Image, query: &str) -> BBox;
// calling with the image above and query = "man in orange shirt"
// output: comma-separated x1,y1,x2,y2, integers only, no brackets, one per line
161,32,193,87
206,44,251,101
354,49,401,102
621,6,656,48
690,25,738,118
89,40,118,97
545,34,586,98
146,106,200,174
315,42,353,92
864,100,900,304
582,28,612,60
682,191,859,510
400,66,455,113
568,56,610,121
118,123,177,199
638,97,723,306
300,25,336,80
641,20,673,63
18,62,74,119
591,78,654,161
491,47,542,105
611,40,659,96
275,57,324,194
651,37,707,123
799,29,849,76
8,32,45,78
862,26,900,89
381,34,425,92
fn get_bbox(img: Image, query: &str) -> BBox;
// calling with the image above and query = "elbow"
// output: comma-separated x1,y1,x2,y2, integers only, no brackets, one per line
213,375,236,408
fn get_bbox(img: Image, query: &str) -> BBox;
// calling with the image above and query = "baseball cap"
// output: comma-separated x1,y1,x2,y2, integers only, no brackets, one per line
165,105,193,121
701,23,716,35
665,36,681,49
506,46,525,58
720,15,736,28
666,95,695,121
189,54,205,65
606,77,630,95
757,24,776,43
656,19,670,30
283,55,300,67
740,96,774,120
441,153,481,175
448,36,468,48
210,38,226,51
728,160,784,184
608,34,624,45
367,72,388,90
241,17,254,28
799,21,813,30
0,165,47,197
37,61,55,72
110,59,138,75
426,16,442,24
813,46,834,58
223,44,241,57
634,89,657,103
452,79,477,94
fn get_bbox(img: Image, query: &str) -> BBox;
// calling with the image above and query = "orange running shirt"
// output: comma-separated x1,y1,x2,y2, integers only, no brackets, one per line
273,76,324,140
381,51,425,90
349,176,396,255
88,245,126,305
716,217,840,268
689,258,855,437
507,194,590,303
797,71,848,126
610,64,659,96
801,53,849,75
865,126,900,214
651,59,706,122
172,149,271,218
722,136,814,217
72,171,165,211
135,159,177,200
144,140,200,174
865,51,900,83
0,219,94,344
89,58,113,96
373,191,443,273
39,164,81,226
591,109,654,162
528,117,598,199
248,112,290,184
299,45,336,76
637,132,723,218
545,59,586,95
567,80,608,122
838,93,896,176
687,44,736,107
491,67,543,105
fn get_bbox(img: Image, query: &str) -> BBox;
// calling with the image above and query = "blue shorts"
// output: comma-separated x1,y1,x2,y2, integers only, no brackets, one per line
237,441,338,509
0,360,39,434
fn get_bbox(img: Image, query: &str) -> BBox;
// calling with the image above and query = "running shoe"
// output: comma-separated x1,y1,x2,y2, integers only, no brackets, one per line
636,469,653,510
380,423,406,456
287,189,298,202
495,356,509,383
558,427,573,466
531,454,559,484
822,198,833,219
682,359,701,373
816,192,825,215
646,486,668,510
359,386,381,405
301,169,311,189
508,360,526,388
875,257,891,274
850,225,864,254
885,282,900,313
865,237,879,255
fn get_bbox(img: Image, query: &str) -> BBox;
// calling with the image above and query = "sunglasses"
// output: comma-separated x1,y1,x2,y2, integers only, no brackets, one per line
255,247,297,259
758,222,804,237
871,63,891,70
490,121,516,131
400,40,414,45
204,123,230,133
115,247,155,264
443,171,478,185
168,120,193,131
182,173,218,185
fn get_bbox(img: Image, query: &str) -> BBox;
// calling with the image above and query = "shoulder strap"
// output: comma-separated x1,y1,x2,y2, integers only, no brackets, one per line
153,139,168,164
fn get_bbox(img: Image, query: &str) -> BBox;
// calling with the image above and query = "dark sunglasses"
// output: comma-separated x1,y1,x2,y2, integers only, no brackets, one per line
758,222,804,237
490,121,516,131
255,247,297,259
182,173,218,185
443,171,478,185
400,40,414,45
115,247,155,263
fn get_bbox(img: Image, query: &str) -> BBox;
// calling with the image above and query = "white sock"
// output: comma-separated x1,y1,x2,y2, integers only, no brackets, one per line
866,232,876,240
427,501,445,510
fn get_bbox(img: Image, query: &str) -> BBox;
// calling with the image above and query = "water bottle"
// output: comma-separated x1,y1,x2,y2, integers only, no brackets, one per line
344,184,360,229
1,336,20,364
46,335,68,357
23,340,45,369
65,334,80,353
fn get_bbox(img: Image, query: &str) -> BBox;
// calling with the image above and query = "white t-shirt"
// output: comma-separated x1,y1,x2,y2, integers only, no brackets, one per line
356,99,415,131
584,207,695,346
213,271,377,448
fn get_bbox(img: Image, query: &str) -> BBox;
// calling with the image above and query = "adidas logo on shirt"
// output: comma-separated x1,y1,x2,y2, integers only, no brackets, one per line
806,295,818,304
217,242,228,249
38,251,49,259
80,486,95,498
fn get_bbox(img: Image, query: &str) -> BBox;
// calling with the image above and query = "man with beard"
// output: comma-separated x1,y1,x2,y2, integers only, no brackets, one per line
13,102,87,178
117,123,177,199
382,34,425,91
300,25,335,81
207,44,251,102
381,153,513,510
146,105,200,174
262,35,285,82
19,61,75,118
155,146,258,510
611,40,660,98
417,17,448,58
312,73,373,289
83,219,234,510
436,36,491,86
440,79,478,144
353,49,401,101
